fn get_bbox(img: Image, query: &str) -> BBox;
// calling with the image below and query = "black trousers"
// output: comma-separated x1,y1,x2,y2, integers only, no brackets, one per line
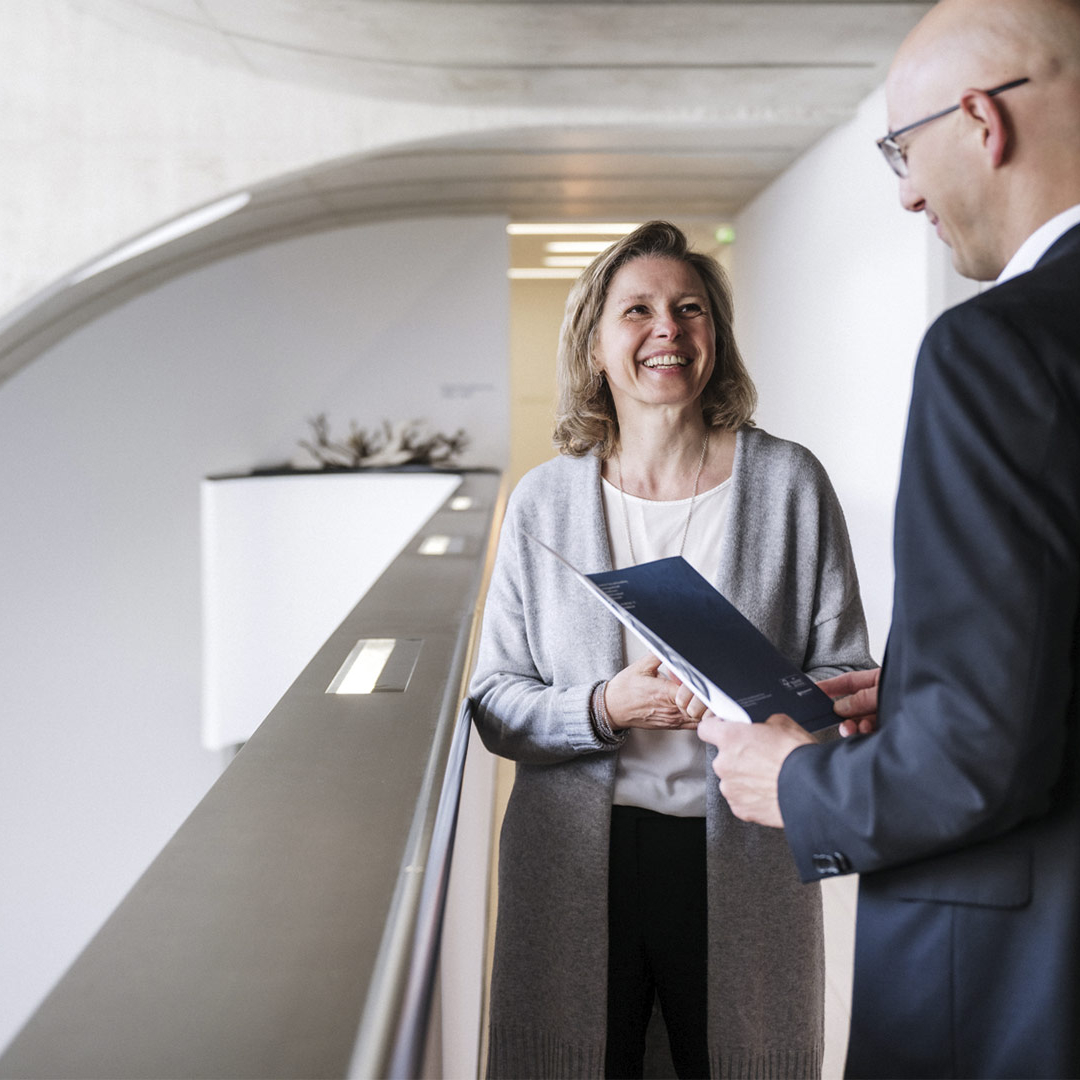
605,805,710,1080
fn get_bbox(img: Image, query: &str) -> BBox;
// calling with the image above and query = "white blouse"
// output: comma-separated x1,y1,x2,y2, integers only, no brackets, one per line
600,475,732,817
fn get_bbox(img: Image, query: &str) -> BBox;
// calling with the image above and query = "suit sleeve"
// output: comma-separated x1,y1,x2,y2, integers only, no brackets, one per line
779,302,1080,881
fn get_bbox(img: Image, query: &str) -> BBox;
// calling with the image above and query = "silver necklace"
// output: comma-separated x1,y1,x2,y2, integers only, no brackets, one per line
615,429,710,565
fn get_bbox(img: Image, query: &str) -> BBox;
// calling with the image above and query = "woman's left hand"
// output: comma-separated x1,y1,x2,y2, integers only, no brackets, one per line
604,654,702,730
671,678,714,722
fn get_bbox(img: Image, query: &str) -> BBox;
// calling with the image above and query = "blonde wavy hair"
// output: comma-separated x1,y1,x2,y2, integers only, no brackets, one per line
552,220,756,458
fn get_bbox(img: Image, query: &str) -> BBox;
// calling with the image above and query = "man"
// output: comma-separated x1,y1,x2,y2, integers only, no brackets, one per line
693,0,1080,1076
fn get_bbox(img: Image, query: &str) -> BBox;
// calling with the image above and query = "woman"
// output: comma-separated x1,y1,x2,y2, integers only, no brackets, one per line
470,221,873,1079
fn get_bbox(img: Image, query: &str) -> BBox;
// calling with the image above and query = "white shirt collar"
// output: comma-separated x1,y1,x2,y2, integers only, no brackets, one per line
996,203,1080,284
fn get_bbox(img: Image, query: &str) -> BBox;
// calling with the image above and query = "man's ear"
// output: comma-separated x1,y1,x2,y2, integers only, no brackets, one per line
960,88,1009,167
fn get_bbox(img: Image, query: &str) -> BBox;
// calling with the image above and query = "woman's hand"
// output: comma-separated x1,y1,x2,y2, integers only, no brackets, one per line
605,654,699,730
816,668,881,736
672,678,714,722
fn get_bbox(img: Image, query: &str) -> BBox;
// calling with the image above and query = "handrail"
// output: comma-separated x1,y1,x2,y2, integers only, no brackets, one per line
360,469,508,1079
347,655,473,1080
360,697,474,1080
0,468,504,1080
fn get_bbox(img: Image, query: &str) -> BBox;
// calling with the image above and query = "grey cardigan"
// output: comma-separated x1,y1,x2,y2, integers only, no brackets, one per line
470,427,874,1079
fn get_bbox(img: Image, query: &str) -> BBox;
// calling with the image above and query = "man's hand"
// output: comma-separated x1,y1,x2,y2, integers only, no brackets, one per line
697,713,813,827
817,668,881,737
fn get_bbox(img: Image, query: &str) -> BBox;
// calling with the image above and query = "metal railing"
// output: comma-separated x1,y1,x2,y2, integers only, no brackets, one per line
351,696,474,1080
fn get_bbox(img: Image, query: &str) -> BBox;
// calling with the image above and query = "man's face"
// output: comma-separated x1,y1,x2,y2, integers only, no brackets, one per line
886,72,1004,281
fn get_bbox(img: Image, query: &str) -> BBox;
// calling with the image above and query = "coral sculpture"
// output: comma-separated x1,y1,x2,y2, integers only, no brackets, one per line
298,415,468,470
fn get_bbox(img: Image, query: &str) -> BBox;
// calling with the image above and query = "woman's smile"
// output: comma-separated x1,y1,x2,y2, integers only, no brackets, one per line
640,352,692,369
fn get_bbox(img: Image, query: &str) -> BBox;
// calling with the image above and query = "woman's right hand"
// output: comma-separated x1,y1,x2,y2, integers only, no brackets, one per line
604,654,699,730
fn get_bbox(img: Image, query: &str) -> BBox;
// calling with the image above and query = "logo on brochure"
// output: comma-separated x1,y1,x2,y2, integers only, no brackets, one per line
780,674,814,696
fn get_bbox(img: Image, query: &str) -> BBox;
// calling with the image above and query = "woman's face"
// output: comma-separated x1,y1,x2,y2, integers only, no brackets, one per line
592,256,715,419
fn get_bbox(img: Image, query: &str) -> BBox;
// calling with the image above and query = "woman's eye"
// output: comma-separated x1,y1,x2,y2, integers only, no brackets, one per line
680,303,704,315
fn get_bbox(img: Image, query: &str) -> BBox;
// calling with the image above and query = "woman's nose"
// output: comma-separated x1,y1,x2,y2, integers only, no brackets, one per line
652,311,681,337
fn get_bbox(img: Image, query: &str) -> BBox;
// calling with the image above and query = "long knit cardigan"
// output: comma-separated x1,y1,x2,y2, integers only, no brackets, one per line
470,426,875,1080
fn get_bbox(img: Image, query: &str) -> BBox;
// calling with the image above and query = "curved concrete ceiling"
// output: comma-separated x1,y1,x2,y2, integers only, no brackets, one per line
73,1,929,108
0,2,931,384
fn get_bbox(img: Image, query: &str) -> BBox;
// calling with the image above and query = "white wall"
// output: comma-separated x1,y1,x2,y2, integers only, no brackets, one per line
732,84,966,659
0,215,510,1053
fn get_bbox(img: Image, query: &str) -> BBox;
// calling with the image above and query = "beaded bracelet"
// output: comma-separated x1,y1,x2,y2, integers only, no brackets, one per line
590,680,625,746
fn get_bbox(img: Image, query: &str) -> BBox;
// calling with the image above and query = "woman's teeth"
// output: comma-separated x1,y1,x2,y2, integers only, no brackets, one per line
642,355,690,368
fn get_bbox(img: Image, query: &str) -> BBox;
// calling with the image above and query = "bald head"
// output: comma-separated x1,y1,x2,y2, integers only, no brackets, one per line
889,0,1080,111
884,0,1080,279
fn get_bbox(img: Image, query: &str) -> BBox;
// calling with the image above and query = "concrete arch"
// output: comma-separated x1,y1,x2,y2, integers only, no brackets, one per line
0,122,815,385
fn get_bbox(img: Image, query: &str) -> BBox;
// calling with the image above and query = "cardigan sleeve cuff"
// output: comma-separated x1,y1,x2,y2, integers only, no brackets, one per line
560,680,623,753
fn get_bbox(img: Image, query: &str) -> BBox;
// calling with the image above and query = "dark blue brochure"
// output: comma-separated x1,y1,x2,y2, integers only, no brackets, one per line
526,533,836,732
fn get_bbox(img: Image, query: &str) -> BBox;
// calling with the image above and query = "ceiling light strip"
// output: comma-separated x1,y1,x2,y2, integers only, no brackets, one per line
543,256,595,268
507,223,641,236
71,192,252,283
544,241,615,254
508,268,583,280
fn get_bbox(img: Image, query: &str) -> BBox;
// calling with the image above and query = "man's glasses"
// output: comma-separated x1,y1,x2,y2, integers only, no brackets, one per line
876,78,1030,177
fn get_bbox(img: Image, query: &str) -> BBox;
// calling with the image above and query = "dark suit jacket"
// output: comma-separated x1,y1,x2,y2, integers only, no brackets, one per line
779,222,1080,1079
